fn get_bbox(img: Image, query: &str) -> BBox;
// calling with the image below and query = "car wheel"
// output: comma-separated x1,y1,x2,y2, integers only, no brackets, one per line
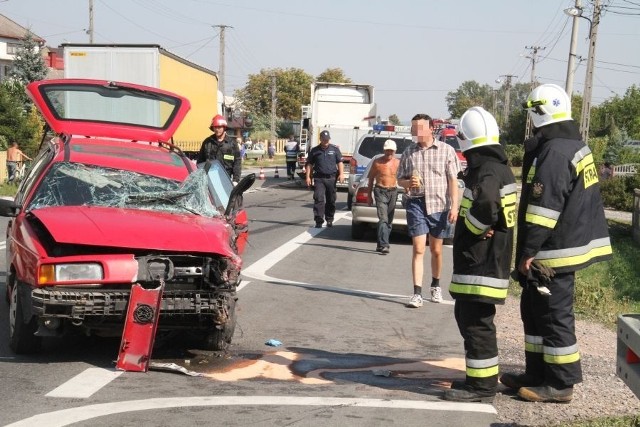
202,296,237,351
8,282,41,354
351,221,366,240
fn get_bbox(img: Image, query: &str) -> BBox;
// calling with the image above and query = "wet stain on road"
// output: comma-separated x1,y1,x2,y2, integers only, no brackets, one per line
154,347,465,386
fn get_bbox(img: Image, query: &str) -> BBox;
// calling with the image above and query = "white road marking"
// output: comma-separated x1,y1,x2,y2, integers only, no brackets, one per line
45,368,123,398
241,212,454,305
5,395,495,427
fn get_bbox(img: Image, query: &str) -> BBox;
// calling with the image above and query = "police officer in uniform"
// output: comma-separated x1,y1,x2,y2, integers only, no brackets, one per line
305,130,344,228
197,114,242,183
443,107,517,403
501,84,613,403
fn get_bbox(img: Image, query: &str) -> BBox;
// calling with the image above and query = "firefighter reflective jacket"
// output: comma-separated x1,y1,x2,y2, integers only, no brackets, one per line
450,146,517,305
516,120,612,273
196,135,242,182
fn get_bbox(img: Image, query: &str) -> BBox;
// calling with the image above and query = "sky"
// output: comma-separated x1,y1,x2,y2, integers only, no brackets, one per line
2,0,639,123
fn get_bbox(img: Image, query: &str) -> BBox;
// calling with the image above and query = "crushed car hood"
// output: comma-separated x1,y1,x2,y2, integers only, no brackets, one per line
31,206,235,256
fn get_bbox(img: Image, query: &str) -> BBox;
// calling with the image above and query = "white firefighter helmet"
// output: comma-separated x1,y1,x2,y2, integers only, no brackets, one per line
458,106,500,153
523,83,571,128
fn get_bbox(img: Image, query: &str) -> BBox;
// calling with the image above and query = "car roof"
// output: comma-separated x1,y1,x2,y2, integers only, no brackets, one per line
26,79,191,142
355,133,413,159
52,137,190,181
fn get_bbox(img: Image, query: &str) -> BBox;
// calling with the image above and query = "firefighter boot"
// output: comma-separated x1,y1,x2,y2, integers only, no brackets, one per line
443,385,495,403
518,384,573,403
499,372,543,391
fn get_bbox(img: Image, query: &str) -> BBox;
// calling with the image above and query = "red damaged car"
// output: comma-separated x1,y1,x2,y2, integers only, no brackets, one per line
1,79,254,354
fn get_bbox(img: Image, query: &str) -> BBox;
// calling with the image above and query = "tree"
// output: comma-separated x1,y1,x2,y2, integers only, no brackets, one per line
0,81,41,156
234,68,313,121
316,68,351,84
9,30,47,85
388,114,401,125
446,81,493,118
590,85,640,139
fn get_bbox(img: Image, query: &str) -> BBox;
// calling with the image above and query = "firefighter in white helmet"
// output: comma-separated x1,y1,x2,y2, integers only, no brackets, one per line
443,107,516,403
197,114,242,182
500,83,612,403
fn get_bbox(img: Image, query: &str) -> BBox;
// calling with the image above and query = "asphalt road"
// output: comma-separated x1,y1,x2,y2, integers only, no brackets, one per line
0,174,498,427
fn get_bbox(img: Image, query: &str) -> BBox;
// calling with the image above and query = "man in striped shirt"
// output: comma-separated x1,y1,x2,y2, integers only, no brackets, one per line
397,114,460,308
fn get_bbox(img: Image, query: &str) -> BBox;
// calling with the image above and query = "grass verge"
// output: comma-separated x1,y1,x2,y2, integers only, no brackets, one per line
574,220,640,328
509,220,639,330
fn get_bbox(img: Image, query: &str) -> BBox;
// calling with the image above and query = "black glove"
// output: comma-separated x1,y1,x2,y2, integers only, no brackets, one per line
529,260,555,285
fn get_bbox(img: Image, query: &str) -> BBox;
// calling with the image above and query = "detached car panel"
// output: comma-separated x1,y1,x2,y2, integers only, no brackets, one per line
2,79,254,354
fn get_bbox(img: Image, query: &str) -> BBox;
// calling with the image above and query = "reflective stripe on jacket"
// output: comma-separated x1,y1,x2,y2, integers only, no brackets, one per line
516,121,612,273
450,147,516,305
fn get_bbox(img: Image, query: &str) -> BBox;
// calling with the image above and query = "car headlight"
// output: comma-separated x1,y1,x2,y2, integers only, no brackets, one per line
39,263,104,284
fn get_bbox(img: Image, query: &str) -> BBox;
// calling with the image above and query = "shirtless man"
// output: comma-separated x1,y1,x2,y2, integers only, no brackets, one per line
6,141,32,183
367,139,400,254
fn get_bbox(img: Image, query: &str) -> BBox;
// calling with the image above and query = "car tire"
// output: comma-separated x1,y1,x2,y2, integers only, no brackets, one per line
202,296,237,351
351,221,366,240
8,281,41,354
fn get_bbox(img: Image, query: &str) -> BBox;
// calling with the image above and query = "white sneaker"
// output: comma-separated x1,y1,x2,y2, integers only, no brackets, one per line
431,286,443,303
407,294,423,308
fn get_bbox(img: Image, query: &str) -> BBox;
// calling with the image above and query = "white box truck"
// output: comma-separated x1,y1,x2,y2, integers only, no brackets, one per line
299,82,377,187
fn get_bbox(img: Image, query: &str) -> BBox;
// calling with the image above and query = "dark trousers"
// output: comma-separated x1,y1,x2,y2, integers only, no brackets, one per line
313,177,337,223
454,300,498,393
373,186,397,249
286,161,297,178
520,271,582,387
6,161,17,182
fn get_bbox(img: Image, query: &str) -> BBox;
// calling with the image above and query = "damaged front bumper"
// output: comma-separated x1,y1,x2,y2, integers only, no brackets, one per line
32,288,236,323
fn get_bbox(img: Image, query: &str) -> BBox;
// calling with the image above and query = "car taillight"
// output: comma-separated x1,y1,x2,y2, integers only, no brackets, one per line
355,187,369,204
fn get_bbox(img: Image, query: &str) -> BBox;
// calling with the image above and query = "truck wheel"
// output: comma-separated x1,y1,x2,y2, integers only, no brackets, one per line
202,297,237,351
8,282,41,354
351,221,366,240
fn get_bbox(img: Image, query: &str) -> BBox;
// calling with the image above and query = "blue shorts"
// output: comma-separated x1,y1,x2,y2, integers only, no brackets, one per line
405,197,448,238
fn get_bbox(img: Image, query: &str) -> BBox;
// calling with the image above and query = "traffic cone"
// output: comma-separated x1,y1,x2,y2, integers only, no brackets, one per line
259,167,265,180
274,166,280,178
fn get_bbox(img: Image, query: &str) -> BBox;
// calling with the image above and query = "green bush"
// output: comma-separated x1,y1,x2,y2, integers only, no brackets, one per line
504,143,524,167
600,173,640,211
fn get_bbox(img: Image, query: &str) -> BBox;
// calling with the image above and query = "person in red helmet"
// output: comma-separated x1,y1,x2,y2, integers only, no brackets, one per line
197,114,242,182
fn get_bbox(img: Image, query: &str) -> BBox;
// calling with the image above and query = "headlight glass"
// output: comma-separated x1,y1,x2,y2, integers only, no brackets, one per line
53,263,103,282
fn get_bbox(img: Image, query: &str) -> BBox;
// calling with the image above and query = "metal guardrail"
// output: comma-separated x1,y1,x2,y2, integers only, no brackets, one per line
617,314,640,399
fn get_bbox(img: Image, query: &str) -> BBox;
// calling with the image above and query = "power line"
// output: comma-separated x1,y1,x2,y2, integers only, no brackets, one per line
96,0,183,44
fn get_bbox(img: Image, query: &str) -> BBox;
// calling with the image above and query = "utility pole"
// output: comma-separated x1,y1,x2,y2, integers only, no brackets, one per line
270,74,277,144
524,45,545,139
565,0,582,99
498,74,517,127
213,25,232,96
580,0,602,145
88,0,94,43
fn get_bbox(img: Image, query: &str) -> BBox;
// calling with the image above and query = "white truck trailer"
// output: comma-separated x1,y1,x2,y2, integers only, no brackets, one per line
299,82,377,187
62,44,219,155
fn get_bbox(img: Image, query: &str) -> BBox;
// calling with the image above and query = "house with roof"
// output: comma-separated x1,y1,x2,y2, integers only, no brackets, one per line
0,13,47,81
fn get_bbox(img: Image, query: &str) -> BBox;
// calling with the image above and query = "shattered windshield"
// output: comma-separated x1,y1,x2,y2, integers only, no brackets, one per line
28,163,220,217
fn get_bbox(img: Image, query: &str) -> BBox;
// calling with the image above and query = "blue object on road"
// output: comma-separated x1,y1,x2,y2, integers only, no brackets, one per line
265,339,282,347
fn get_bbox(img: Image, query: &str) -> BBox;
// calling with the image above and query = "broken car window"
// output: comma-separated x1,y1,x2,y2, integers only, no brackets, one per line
28,163,220,217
